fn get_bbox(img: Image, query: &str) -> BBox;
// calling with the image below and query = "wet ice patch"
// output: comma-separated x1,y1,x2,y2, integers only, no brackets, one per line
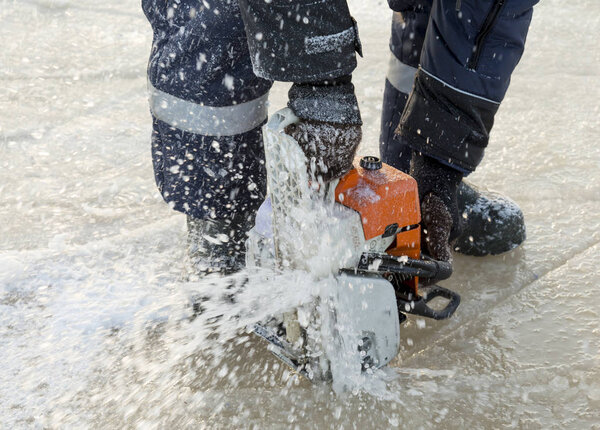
34,0,71,10
0,255,27,289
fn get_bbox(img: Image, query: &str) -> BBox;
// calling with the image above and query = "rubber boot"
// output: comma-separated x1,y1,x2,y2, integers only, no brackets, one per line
186,214,253,318
454,181,526,256
381,92,526,257
406,151,526,257
186,214,253,277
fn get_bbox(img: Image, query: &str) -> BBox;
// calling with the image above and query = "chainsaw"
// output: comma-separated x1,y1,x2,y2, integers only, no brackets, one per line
246,108,460,382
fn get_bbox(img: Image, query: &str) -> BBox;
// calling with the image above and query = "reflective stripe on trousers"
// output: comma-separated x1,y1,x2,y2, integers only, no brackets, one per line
386,54,417,95
148,83,269,137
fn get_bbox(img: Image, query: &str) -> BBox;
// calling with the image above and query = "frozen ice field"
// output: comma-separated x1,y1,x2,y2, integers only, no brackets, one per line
1,0,599,428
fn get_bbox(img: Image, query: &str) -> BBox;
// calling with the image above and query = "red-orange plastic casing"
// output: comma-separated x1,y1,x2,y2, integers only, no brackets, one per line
335,160,422,293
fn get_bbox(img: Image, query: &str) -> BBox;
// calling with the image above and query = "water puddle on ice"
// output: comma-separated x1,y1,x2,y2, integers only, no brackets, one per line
32,266,412,428
1,182,415,428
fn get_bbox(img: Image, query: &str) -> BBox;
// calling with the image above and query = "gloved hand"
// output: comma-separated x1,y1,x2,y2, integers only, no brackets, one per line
284,75,362,181
409,151,463,262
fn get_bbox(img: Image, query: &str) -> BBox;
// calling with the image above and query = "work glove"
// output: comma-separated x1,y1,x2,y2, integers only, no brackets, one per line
284,75,362,182
410,151,463,263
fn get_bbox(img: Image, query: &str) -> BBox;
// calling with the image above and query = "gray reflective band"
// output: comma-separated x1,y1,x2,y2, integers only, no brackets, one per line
148,84,269,137
386,55,417,94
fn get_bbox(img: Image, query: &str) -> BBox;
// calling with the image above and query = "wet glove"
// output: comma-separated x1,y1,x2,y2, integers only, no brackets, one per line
410,151,463,262
284,75,362,181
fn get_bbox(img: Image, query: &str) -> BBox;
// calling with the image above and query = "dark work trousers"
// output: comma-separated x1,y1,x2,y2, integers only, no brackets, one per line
381,0,537,174
143,0,272,221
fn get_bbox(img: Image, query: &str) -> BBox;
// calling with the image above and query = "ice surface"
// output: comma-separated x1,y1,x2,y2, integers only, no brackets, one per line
1,0,600,428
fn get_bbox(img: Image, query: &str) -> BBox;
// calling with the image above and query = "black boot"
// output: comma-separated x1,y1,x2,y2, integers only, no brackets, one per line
186,213,253,277
454,181,526,256
186,214,253,318
387,148,526,258
410,152,527,261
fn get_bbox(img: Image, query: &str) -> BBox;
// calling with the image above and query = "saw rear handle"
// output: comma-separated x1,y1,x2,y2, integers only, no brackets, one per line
351,252,460,321
396,284,461,321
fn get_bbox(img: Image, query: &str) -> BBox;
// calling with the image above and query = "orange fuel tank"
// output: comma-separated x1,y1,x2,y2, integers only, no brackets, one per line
335,156,422,262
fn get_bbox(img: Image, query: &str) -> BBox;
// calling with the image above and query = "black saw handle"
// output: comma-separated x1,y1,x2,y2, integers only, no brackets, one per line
397,284,460,320
357,252,452,283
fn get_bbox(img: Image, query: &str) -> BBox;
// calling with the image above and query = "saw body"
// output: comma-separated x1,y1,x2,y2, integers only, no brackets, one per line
247,108,460,381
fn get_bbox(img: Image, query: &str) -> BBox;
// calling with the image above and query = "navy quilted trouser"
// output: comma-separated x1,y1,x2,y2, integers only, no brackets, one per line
143,0,272,220
381,0,538,174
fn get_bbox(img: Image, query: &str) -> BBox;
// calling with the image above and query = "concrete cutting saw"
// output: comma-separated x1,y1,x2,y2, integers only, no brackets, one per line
246,108,460,382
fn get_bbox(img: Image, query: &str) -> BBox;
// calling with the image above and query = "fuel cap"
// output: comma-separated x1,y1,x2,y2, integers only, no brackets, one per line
360,156,382,170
